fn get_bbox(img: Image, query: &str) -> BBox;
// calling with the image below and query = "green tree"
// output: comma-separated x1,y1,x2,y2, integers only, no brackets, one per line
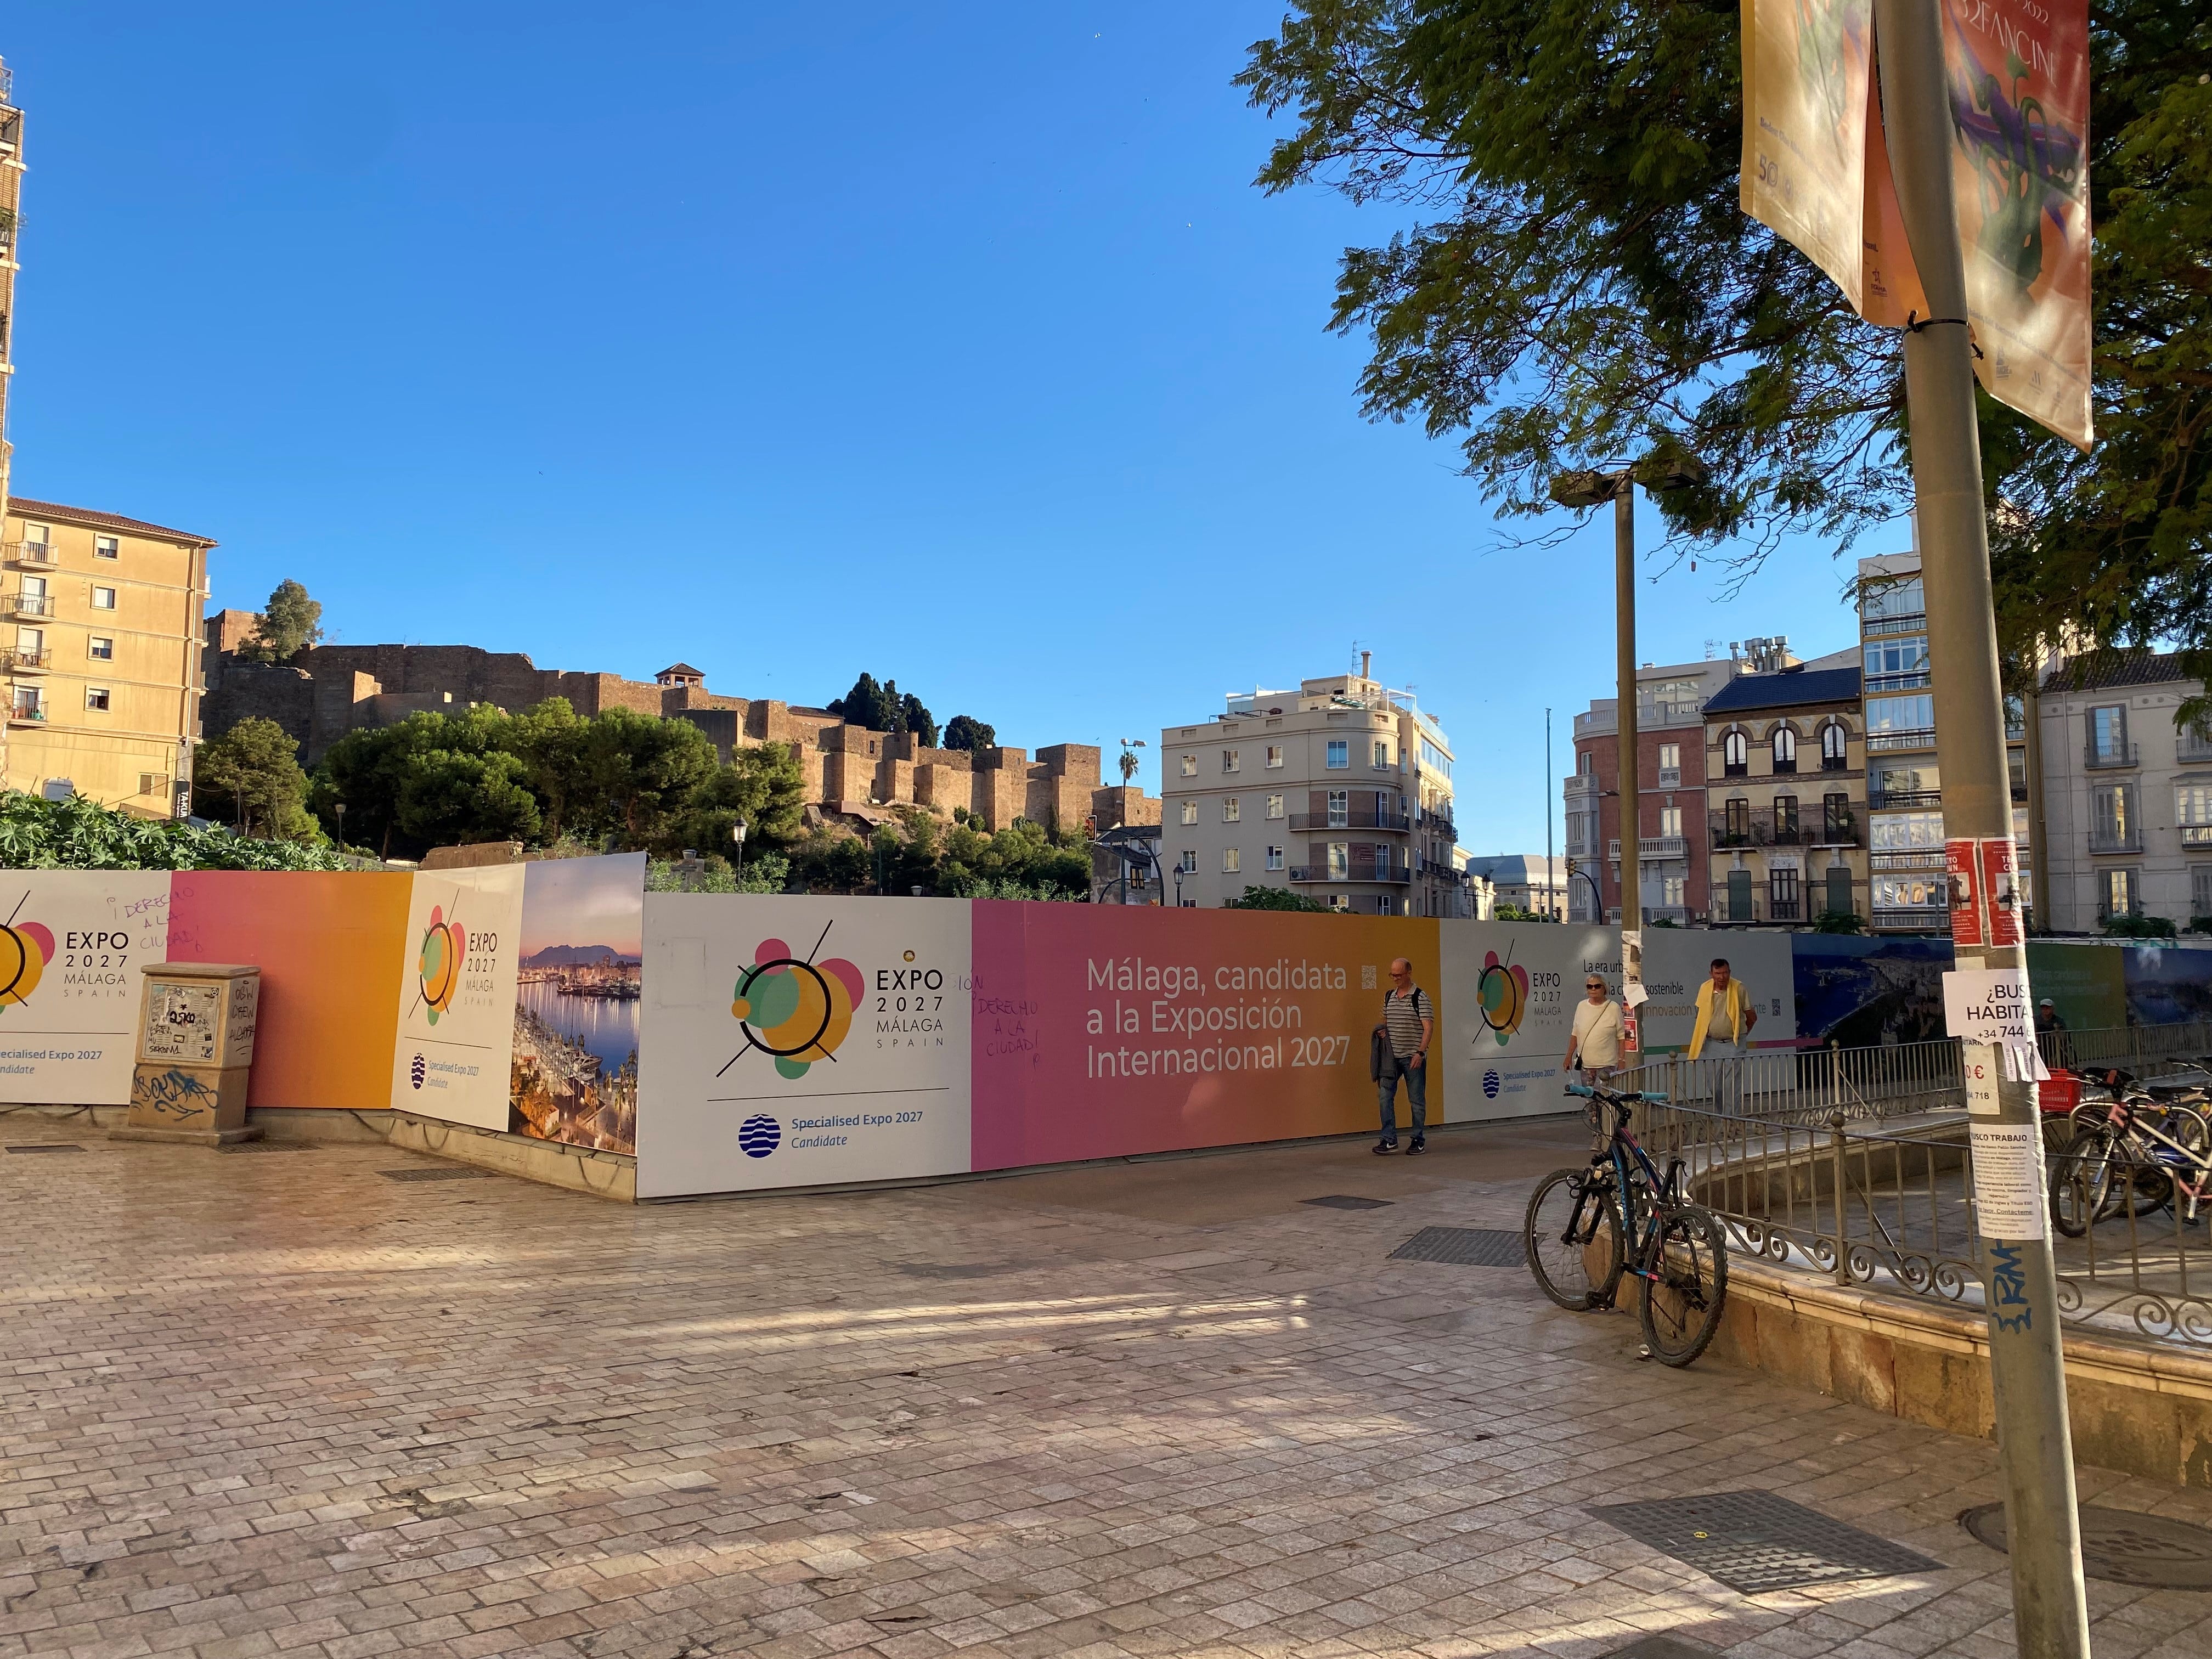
828,672,899,732
240,579,324,663
788,825,873,893
1241,1,2210,673
193,717,319,840
503,698,591,840
577,708,720,845
1118,748,1139,784
394,749,543,850
312,714,462,856
942,714,995,752
901,693,940,748
661,742,808,859
1225,884,1331,911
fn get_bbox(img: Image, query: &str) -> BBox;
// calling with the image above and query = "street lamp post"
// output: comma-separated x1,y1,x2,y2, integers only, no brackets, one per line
731,817,748,882
1172,860,1186,910
333,800,346,852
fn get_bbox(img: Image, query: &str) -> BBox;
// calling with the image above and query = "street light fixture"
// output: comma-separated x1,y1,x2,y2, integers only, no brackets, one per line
731,817,748,880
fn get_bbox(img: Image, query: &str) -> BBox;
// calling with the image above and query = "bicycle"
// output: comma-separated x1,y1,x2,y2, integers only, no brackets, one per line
1523,1082,1730,1366
2049,1069,2212,1238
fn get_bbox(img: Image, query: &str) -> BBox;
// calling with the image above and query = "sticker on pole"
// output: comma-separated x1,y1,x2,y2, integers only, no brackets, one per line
1944,968,2033,1045
1979,839,2022,948
1963,1044,2001,1118
1945,839,1983,949
1969,1121,2049,1241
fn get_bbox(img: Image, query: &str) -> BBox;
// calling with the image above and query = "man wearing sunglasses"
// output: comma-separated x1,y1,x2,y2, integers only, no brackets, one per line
1562,974,1623,1085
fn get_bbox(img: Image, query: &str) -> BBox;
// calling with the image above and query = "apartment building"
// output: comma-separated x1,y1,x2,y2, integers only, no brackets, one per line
1857,554,2032,932
2,499,215,814
1461,855,1562,920
1159,656,1464,915
1564,652,1753,923
2036,650,2212,930
1702,663,1867,924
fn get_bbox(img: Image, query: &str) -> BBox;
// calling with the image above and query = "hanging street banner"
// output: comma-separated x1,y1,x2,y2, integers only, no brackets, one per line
1742,0,2092,448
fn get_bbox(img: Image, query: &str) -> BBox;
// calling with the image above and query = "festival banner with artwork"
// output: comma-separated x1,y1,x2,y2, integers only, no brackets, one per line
970,902,1437,1169
1740,0,1875,312
635,893,972,1199
389,865,526,1130
509,854,645,1154
0,871,173,1104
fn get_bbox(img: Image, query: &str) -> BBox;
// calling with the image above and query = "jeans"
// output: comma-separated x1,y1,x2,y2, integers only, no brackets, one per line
1703,1039,1745,1114
1378,1053,1427,1142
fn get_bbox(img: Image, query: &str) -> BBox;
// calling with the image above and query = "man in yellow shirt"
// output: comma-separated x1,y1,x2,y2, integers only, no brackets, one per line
1689,957,1757,1111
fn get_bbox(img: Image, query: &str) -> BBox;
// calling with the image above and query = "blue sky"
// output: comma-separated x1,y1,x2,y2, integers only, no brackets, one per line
3,3,1886,854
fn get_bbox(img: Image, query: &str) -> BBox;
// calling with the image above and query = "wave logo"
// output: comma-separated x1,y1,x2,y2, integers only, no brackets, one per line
409,1053,427,1091
1477,950,1530,1047
417,905,467,1026
1482,1069,1502,1099
725,926,863,1081
0,899,54,1012
738,1114,781,1158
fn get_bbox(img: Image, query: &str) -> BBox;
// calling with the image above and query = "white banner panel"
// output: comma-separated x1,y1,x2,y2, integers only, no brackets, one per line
390,865,526,1129
0,871,173,1105
1640,929,1797,1052
1438,919,1616,1121
637,894,973,1199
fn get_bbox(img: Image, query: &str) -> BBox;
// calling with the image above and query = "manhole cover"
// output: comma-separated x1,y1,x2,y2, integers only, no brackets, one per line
377,1166,493,1182
1389,1226,1523,1267
1961,1503,2212,1589
1592,1490,1944,1594
1305,1194,1392,1211
5,1143,86,1154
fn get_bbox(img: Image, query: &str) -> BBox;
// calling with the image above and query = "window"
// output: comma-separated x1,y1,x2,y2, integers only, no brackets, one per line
1660,873,1686,907
2101,868,2140,918
1773,795,1799,840
1327,841,1350,879
1772,726,1798,773
1266,793,1284,820
1327,789,1348,828
88,635,112,661
1372,739,1391,769
1178,849,1197,873
1266,744,1284,769
1180,800,1198,826
139,772,166,797
1659,805,1681,838
1222,748,1240,774
93,535,119,560
1861,574,1925,620
1723,730,1748,776
10,686,40,719
1180,753,1197,777
1874,873,1943,911
92,585,116,611
1867,695,1935,737
1723,797,1751,842
1770,867,1801,921
1222,797,1240,822
12,627,38,661
1871,810,1944,849
1825,866,1853,918
84,686,111,712
1823,792,1853,842
1657,742,1680,785
2092,783,2136,849
1577,749,1592,775
2194,866,2212,919
22,523,49,549
1725,868,1754,922
1821,723,1848,768
1420,738,1452,778
2179,785,2212,847
1222,849,1241,873
1567,811,1594,853
1325,740,1349,769
1863,636,1931,687
2089,706,2131,765
1641,678,1707,720
1266,845,1284,872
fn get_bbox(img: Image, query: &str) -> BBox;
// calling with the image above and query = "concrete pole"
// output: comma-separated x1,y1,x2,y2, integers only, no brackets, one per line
1616,479,1641,928
1872,4,2089,1654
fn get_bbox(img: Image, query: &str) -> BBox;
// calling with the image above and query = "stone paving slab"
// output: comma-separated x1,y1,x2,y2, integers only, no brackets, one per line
2,1119,2210,1659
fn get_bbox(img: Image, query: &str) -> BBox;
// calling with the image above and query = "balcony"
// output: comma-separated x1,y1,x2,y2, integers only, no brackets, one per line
1288,811,1410,833
1867,787,1940,810
1870,850,1946,873
1865,672,1932,693
1863,611,1927,638
2089,830,2143,854
2180,730,2212,765
2181,826,2212,847
1288,865,1412,885
7,591,54,620
1609,836,1688,860
1,647,50,673
1656,766,1681,787
5,541,57,571
1872,906,1946,932
1868,729,1937,752
8,705,44,726
1813,815,1863,847
1709,808,1836,848
1723,761,1748,778
1820,753,1850,772
2085,742,2139,770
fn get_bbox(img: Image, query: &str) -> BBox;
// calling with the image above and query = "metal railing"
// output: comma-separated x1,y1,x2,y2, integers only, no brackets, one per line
1289,811,1409,832
8,591,54,618
1862,611,1926,637
1287,865,1410,885
0,647,50,672
1709,807,1859,848
2180,731,2212,765
1610,836,1688,859
1868,787,1940,810
1615,1041,1963,1126
1868,729,1937,751
2085,742,2140,770
2036,1022,2212,1075
1870,905,1945,932
5,541,57,568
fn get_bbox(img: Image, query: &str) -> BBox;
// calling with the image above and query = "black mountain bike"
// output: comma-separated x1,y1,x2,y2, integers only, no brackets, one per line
1523,1082,1730,1366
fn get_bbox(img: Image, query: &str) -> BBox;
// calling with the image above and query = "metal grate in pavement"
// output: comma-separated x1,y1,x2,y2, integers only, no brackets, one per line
1305,1194,1392,1211
1388,1226,1523,1267
1591,1490,1944,1594
1962,1502,2212,1589
377,1166,494,1182
5,1143,86,1154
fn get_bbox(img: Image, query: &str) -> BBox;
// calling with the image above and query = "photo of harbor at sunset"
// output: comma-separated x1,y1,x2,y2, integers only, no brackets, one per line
507,854,645,1153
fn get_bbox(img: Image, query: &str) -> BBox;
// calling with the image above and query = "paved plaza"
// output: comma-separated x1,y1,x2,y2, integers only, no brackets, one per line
4,1117,2211,1659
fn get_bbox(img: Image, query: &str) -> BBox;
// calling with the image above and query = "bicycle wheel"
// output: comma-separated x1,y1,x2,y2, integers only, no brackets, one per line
2049,1127,2117,1238
1525,1167,1624,1311
1638,1204,1730,1367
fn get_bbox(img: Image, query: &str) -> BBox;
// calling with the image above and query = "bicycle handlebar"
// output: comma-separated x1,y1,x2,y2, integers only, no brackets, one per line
1564,1083,1669,1105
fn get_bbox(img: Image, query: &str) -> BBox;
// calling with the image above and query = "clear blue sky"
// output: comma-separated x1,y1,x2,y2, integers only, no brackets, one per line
4,3,1888,853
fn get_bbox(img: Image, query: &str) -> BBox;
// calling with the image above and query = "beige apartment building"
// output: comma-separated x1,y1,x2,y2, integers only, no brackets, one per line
1159,655,1466,916
1,498,213,815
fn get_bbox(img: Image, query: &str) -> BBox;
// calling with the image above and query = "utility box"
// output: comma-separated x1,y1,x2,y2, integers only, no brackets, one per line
113,963,263,1146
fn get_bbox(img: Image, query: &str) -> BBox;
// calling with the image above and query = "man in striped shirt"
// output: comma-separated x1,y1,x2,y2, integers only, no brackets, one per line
1376,957,1435,1155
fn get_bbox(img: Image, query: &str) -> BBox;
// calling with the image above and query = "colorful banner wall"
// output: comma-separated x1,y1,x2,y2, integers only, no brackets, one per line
1440,921,1611,1116
637,893,971,1199
0,871,173,1104
390,865,525,1129
1642,930,1798,1053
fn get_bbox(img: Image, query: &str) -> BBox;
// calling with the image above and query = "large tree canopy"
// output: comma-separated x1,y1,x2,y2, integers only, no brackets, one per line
1240,0,2209,680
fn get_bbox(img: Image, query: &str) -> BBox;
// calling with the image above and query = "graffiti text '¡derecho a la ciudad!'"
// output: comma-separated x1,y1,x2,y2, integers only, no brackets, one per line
1084,953,1354,1079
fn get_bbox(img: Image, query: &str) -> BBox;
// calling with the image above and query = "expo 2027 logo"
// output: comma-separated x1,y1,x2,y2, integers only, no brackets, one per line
718,921,865,1083
1478,947,1530,1048
0,892,54,1013
415,904,468,1026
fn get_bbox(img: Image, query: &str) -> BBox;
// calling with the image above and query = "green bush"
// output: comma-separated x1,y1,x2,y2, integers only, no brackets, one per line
0,791,351,871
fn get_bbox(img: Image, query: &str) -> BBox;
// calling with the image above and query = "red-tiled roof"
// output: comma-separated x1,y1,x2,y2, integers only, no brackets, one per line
5,494,218,547
2044,649,2197,693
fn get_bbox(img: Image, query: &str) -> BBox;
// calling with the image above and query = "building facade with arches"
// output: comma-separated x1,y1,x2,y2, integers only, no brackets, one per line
1700,662,1867,927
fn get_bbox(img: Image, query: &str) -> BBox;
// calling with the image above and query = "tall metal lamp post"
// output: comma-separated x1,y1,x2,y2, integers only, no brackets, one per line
731,817,748,881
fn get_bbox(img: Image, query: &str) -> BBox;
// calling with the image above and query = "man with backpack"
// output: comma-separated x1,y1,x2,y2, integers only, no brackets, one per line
1375,957,1435,1155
